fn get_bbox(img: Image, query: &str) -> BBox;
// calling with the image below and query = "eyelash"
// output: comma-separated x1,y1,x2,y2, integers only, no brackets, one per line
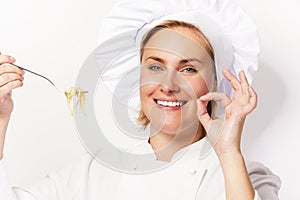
147,65,198,73
181,67,198,73
148,65,163,71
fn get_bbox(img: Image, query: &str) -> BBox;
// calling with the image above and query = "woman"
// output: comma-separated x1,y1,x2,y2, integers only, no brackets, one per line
0,0,280,199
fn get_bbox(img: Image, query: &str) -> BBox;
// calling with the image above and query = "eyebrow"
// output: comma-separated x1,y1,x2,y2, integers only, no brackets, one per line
179,58,203,65
145,56,165,64
145,56,203,65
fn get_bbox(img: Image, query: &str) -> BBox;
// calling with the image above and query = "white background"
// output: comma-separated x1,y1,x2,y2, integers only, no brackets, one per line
0,0,299,199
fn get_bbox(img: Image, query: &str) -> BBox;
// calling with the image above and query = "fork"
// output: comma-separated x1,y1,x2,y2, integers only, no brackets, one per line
11,63,87,94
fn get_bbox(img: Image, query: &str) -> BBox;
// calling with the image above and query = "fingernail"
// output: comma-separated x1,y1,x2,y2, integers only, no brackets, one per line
10,56,16,62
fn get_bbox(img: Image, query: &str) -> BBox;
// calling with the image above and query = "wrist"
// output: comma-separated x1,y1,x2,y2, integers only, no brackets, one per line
217,150,243,163
214,143,242,157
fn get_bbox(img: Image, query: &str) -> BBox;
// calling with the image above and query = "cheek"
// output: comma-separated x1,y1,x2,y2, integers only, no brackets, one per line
197,78,209,95
202,65,216,92
185,77,210,99
139,84,157,107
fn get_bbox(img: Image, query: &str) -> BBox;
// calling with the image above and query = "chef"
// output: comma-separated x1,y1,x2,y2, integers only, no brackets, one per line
0,0,281,199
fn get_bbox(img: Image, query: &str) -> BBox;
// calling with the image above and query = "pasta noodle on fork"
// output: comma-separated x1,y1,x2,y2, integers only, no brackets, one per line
64,87,87,116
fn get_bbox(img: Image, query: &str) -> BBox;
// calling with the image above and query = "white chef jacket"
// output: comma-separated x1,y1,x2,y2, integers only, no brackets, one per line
0,137,281,199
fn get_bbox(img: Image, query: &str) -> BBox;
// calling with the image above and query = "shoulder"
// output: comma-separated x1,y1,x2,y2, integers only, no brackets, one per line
246,161,281,199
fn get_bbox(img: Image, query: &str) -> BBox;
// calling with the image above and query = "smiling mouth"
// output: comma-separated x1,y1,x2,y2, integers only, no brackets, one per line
154,99,188,107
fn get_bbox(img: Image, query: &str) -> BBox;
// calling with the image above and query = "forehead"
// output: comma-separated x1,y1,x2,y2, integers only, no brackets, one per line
143,28,211,61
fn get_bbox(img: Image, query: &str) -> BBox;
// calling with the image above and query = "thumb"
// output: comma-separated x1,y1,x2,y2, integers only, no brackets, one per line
1,91,12,102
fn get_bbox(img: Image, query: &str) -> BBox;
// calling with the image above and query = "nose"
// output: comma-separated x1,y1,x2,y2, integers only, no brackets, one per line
160,84,180,94
160,70,180,94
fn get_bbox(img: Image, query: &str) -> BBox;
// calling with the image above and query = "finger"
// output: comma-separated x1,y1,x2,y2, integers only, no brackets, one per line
248,86,257,106
0,63,25,76
0,55,16,64
239,71,250,97
248,86,257,107
200,92,231,108
236,71,250,104
0,73,24,87
0,80,23,97
244,86,258,113
196,99,211,132
223,69,241,92
238,70,249,85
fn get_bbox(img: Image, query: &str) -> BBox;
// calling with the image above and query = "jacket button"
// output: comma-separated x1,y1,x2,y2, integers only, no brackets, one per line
187,168,197,175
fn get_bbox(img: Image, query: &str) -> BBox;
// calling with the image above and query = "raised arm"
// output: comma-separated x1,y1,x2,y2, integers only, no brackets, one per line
197,69,259,199
0,57,82,199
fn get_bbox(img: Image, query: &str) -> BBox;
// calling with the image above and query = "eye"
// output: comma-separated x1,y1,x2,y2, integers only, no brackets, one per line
181,67,198,73
148,65,163,71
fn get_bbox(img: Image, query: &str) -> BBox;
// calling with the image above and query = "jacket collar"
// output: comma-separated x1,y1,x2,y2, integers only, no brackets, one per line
128,136,217,163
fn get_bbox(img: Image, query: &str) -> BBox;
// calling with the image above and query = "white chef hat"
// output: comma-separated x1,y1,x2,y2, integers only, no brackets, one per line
96,0,260,111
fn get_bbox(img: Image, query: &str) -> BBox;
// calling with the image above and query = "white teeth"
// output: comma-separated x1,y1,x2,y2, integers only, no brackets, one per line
156,100,185,107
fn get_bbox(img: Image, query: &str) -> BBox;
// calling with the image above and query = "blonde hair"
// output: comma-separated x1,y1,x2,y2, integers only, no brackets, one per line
137,20,215,128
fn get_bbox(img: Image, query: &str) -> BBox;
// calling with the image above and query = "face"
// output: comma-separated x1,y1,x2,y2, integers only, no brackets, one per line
140,27,215,135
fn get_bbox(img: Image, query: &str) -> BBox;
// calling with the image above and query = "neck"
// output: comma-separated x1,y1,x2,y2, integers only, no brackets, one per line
148,122,205,162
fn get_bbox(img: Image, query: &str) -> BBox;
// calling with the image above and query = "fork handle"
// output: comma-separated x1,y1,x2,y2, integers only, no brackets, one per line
11,63,55,86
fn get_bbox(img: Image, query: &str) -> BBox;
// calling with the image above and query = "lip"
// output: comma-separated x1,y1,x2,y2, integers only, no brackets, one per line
153,98,188,111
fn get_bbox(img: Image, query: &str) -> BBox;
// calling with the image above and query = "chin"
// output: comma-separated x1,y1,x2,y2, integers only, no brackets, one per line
150,119,181,135
160,125,180,135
